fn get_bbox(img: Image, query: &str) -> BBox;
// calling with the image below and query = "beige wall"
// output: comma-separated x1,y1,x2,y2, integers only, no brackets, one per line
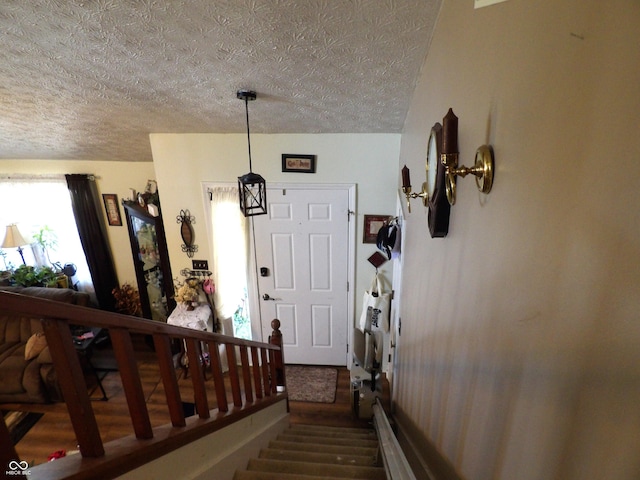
119,401,289,480
150,133,399,341
0,160,157,285
395,0,640,479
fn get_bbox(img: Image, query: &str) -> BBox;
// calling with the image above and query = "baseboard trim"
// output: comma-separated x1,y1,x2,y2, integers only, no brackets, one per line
393,407,463,480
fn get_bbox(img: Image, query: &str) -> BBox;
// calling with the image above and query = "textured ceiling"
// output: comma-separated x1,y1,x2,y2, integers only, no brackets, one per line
0,1,440,162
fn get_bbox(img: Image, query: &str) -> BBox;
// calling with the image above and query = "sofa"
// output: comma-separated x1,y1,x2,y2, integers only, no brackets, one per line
0,286,91,403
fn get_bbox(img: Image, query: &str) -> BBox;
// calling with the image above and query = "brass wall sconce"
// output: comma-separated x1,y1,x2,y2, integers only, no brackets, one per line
401,122,451,237
401,165,428,214
400,109,493,236
440,108,494,206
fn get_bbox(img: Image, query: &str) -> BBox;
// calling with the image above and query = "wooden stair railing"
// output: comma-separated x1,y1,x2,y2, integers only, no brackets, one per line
0,290,287,479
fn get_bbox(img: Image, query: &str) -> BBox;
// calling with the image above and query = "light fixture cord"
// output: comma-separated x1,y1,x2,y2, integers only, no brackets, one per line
244,96,253,173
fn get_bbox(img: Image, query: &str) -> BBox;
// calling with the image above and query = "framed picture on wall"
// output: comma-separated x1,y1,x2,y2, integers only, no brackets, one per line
102,193,122,226
363,215,388,244
282,154,316,173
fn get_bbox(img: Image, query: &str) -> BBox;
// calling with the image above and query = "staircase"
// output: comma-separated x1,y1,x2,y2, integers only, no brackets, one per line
233,424,387,480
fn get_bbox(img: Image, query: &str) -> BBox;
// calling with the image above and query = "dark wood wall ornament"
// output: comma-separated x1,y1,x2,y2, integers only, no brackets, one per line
176,209,198,258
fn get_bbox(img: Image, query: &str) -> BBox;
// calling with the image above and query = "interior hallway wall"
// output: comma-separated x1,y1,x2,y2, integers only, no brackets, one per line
395,0,640,478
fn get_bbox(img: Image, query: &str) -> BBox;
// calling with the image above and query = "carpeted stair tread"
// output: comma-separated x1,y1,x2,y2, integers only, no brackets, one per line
246,458,386,479
260,447,378,466
234,472,361,480
277,433,378,448
287,425,377,440
268,440,378,457
234,424,385,480
289,424,377,435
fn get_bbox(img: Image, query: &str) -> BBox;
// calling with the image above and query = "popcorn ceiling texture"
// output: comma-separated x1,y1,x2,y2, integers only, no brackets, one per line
0,1,440,162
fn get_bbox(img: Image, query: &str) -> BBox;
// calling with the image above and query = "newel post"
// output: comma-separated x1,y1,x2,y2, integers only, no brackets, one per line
269,319,286,391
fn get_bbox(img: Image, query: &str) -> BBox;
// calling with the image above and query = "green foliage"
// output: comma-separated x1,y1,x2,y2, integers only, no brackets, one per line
32,225,58,250
0,249,10,270
232,288,251,340
11,265,58,287
32,225,58,266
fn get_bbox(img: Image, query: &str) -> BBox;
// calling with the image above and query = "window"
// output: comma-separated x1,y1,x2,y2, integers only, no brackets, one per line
0,177,93,292
208,186,251,339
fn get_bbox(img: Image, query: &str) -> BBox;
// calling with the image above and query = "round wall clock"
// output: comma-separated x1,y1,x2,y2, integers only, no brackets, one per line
426,123,451,238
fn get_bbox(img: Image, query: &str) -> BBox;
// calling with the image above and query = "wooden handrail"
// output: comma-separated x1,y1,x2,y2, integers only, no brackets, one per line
0,290,287,479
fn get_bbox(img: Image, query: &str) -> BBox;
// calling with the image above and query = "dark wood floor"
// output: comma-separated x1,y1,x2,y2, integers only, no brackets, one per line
2,339,389,466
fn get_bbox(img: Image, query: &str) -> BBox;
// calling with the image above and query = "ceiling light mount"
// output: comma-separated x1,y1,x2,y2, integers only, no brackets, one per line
236,90,257,102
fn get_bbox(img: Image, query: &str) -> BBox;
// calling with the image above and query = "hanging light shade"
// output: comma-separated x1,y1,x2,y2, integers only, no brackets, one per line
237,89,267,217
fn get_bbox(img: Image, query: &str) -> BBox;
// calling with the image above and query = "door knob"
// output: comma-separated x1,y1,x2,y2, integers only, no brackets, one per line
262,293,275,301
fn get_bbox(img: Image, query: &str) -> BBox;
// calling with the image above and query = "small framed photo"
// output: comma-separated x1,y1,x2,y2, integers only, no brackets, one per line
363,215,388,244
102,194,122,226
282,154,316,173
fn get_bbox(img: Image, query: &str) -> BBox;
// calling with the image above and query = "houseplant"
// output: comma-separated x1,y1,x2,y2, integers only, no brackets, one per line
32,225,58,266
112,283,143,317
11,265,58,287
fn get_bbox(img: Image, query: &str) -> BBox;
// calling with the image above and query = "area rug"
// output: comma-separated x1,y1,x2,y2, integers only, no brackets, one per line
285,365,338,403
2,410,44,445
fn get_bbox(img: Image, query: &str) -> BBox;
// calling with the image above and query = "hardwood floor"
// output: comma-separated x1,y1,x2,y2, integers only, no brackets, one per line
2,339,389,467
289,367,389,429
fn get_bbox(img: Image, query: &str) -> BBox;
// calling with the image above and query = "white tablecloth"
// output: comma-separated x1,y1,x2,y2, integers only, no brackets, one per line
167,303,211,330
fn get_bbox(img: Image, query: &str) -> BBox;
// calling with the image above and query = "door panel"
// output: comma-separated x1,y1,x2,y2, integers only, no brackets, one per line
276,304,298,347
310,234,331,290
254,186,350,365
272,234,294,289
311,305,332,346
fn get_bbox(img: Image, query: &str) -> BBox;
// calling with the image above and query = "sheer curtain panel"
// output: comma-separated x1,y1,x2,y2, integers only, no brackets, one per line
209,186,250,336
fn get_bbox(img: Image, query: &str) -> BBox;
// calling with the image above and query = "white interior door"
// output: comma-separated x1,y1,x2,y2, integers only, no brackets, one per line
253,185,352,365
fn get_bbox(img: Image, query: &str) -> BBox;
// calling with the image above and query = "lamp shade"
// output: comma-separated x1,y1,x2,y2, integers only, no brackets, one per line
1,224,29,249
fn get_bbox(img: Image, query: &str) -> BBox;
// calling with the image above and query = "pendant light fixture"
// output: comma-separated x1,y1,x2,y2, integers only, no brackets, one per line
237,89,267,217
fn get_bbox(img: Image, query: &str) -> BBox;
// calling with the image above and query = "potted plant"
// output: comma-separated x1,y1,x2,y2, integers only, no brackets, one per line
11,265,58,287
32,226,74,287
32,226,58,266
112,283,143,317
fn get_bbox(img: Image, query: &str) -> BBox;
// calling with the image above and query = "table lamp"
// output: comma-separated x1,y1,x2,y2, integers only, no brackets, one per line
2,224,29,265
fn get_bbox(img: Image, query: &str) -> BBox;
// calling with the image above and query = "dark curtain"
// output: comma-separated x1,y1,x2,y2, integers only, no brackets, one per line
65,174,119,311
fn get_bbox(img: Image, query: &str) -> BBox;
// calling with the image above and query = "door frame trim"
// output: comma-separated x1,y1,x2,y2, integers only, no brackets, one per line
250,183,356,366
